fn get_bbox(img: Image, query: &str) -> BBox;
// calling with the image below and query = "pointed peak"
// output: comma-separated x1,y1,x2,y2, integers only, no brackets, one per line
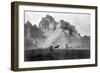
60,20,70,25
45,14,54,21
46,14,51,17
25,20,32,26
33,24,37,28
32,24,38,30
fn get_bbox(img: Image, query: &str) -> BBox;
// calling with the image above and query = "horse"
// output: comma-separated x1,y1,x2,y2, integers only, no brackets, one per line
55,45,59,48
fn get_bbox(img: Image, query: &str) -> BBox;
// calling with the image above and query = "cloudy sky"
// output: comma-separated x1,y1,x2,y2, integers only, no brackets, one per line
25,11,90,36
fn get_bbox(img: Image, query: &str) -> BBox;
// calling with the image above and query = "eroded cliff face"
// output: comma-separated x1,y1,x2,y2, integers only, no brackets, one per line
24,15,90,50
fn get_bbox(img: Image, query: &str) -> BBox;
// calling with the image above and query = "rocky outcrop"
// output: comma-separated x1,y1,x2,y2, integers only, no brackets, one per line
38,15,58,32
24,15,90,50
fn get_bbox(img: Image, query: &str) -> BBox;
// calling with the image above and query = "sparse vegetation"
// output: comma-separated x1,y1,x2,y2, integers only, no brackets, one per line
24,48,90,61
24,15,90,61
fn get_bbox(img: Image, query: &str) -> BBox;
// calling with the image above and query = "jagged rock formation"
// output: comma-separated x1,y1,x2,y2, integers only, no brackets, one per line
39,15,57,32
24,15,90,50
24,21,46,50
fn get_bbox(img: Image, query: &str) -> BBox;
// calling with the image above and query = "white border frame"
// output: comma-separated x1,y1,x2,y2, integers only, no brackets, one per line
18,5,96,68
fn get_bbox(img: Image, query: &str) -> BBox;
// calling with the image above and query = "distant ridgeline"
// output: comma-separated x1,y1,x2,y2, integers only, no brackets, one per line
24,15,90,50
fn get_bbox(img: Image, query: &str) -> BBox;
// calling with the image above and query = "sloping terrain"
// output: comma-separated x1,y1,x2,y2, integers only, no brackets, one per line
24,15,90,50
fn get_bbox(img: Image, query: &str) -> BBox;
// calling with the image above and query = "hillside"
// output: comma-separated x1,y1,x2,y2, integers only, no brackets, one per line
24,15,90,50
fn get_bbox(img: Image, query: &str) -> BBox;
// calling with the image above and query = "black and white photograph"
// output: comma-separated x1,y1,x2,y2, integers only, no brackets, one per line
11,2,97,71
24,11,90,61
